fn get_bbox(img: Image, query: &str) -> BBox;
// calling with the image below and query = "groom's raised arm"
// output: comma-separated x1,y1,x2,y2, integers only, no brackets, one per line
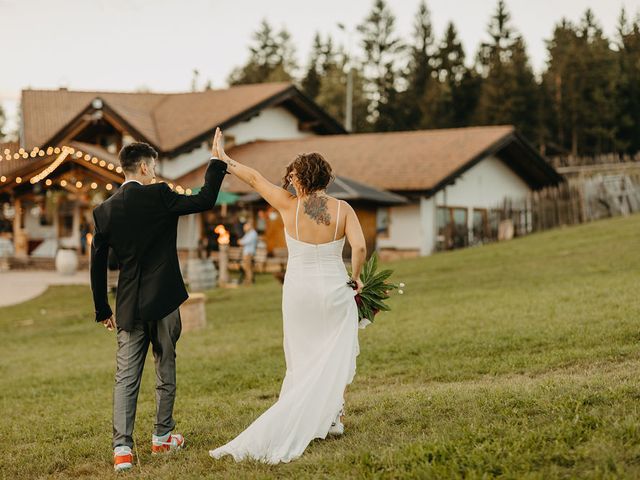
160,158,228,216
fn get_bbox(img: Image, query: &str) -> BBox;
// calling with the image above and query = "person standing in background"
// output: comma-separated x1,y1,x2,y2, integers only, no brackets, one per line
238,221,258,285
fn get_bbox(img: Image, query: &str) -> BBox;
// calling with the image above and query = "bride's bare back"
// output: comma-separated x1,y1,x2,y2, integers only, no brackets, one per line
283,193,345,245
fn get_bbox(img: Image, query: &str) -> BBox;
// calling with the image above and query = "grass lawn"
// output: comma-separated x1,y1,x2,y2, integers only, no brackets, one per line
1,214,639,479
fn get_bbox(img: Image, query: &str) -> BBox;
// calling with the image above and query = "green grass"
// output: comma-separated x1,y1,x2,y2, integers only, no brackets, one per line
1,214,639,479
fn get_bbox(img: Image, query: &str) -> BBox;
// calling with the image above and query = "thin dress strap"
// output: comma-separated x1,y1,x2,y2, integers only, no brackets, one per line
295,198,300,240
334,200,341,241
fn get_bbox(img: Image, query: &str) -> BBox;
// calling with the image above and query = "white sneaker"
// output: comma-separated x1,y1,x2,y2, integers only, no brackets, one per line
328,420,344,435
328,407,345,436
113,445,133,472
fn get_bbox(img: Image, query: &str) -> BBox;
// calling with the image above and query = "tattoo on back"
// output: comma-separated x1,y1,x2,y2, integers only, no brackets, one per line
303,194,331,225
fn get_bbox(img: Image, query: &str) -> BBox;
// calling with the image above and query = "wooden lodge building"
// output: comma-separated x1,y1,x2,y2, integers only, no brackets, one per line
0,82,562,268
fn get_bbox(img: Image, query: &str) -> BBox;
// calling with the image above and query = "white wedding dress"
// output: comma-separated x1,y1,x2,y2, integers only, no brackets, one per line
209,199,360,464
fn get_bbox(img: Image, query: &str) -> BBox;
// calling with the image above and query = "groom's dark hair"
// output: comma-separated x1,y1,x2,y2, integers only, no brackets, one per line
118,142,158,173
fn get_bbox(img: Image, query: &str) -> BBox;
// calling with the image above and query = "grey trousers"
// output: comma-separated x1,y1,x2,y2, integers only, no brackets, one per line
112,309,182,449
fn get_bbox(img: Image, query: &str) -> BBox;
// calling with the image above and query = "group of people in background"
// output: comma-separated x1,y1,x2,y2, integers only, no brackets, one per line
201,213,259,286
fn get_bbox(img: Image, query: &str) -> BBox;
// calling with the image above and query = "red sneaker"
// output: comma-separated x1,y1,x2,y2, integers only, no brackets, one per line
113,446,133,472
151,433,185,454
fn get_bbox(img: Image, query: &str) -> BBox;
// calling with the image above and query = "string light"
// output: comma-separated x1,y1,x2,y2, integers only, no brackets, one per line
29,148,70,184
0,145,189,194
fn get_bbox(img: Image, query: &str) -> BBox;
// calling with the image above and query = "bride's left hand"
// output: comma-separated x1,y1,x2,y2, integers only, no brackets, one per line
213,128,232,164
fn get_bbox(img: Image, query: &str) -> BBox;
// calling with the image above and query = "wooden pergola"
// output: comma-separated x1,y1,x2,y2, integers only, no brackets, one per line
0,142,191,259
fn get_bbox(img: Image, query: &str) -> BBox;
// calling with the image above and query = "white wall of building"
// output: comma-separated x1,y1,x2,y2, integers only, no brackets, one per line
380,155,533,256
158,106,312,181
432,155,530,208
158,142,210,180
227,106,313,145
419,197,437,256
377,204,422,250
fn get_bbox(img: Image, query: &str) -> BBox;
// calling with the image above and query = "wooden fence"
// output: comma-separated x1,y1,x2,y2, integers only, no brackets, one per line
437,173,640,250
493,173,640,241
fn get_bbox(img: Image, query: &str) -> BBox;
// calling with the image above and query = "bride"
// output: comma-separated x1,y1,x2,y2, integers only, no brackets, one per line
209,128,366,464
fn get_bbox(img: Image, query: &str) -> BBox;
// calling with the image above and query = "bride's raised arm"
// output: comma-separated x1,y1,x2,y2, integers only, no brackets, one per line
213,128,294,212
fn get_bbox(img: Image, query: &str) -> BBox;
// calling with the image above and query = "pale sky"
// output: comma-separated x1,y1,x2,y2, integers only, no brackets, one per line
1,0,638,131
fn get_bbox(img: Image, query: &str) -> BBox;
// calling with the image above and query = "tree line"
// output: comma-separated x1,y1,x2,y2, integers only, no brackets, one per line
225,0,640,157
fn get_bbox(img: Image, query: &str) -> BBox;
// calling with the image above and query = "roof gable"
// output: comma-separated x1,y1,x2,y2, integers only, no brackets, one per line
20,83,344,153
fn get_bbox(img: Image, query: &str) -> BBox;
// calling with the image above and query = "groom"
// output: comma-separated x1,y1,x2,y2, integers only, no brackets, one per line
90,136,227,472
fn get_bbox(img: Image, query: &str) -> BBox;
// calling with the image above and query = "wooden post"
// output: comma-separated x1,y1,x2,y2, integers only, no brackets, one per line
218,243,229,286
13,198,28,258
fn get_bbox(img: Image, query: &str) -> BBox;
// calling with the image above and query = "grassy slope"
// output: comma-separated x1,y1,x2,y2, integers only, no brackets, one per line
0,214,639,479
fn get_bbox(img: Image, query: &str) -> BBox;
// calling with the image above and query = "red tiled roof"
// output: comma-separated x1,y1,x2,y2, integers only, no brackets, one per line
21,83,293,152
215,125,517,193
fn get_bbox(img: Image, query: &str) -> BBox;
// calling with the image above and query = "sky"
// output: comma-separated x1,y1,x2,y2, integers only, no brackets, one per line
1,0,639,132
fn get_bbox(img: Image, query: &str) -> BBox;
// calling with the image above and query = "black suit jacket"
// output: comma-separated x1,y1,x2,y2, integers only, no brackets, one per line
90,159,227,331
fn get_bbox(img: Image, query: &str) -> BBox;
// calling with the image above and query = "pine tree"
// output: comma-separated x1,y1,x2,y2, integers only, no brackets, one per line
315,43,369,133
616,9,640,153
400,0,435,129
228,20,297,85
426,21,479,128
474,0,539,141
357,0,405,131
301,33,324,99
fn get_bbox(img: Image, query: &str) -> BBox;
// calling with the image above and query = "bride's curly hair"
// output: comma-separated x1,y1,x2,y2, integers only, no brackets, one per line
282,152,335,195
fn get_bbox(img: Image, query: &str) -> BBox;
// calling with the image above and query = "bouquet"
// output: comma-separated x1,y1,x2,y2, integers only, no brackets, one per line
348,253,404,329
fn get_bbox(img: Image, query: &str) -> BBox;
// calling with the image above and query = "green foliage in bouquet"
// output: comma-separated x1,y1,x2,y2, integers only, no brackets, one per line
350,253,398,323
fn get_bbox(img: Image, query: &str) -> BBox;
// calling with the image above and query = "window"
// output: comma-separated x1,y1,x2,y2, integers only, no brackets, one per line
436,206,469,250
376,208,390,238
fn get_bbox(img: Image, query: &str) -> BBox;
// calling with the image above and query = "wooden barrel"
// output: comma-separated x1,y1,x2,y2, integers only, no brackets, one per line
186,258,217,291
179,293,207,332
